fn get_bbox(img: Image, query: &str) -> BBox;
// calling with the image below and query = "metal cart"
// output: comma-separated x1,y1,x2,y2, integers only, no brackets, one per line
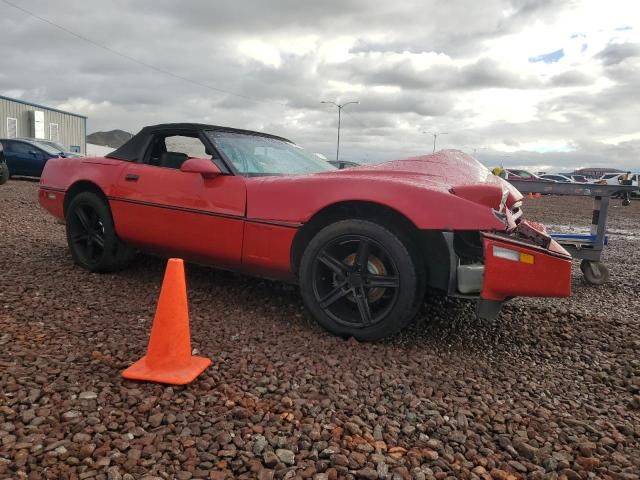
507,180,637,285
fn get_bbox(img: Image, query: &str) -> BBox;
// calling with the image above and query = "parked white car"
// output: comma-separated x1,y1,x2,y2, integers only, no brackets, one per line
597,172,640,200
568,174,588,183
540,174,574,183
597,172,639,185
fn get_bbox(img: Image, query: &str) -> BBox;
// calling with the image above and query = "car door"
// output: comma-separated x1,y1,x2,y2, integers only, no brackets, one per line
4,141,30,175
108,131,247,268
4,141,51,177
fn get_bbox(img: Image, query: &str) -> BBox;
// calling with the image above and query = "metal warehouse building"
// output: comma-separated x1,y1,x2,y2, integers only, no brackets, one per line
0,95,87,154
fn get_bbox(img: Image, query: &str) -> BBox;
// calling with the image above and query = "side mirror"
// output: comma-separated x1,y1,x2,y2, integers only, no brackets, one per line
180,158,221,179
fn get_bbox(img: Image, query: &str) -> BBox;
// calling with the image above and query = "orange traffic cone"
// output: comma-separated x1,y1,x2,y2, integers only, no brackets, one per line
122,258,211,385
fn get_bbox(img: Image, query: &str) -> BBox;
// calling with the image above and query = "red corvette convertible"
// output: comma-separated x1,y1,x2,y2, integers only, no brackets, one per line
39,123,571,340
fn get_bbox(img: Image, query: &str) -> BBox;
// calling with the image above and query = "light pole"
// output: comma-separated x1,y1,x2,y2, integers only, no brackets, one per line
321,100,359,162
423,131,448,153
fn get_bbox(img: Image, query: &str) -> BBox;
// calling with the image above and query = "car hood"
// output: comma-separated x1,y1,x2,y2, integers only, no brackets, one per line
320,150,522,205
332,150,492,184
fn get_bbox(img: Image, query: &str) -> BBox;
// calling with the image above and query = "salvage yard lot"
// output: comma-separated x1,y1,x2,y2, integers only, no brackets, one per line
1,180,639,480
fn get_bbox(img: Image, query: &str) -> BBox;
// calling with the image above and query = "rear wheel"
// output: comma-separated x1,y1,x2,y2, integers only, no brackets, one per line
65,192,134,272
299,220,425,341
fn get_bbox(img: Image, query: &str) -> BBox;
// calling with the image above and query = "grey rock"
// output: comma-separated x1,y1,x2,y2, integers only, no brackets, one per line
356,468,379,480
253,435,268,455
107,466,123,480
275,449,295,466
62,410,81,421
263,451,279,467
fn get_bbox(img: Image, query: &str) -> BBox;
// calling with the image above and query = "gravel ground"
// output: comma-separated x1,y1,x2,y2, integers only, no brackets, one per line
1,180,639,480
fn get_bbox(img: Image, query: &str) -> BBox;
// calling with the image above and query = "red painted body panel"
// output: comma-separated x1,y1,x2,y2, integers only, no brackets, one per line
110,202,246,268
38,188,65,219
241,222,298,280
481,234,572,301
109,162,246,267
245,151,516,231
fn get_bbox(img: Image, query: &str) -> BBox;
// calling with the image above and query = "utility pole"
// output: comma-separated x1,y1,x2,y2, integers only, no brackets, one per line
321,101,359,161
423,131,448,153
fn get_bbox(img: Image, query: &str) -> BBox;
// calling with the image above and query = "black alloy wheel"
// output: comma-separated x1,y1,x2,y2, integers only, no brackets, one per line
300,219,425,341
68,203,106,263
313,234,400,327
65,192,134,272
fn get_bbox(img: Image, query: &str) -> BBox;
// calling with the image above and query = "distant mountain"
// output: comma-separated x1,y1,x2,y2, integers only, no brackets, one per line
87,129,133,148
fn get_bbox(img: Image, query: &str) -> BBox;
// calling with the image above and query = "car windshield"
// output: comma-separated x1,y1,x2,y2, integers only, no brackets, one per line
41,140,65,152
28,141,62,155
206,131,337,177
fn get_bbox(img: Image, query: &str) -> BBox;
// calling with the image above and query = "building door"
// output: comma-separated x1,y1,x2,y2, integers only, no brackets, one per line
6,118,17,138
49,123,59,143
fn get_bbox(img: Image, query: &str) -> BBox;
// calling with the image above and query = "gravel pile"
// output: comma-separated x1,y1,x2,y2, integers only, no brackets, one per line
1,181,639,480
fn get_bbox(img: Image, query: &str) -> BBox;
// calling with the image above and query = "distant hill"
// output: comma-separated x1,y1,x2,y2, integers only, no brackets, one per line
87,129,133,148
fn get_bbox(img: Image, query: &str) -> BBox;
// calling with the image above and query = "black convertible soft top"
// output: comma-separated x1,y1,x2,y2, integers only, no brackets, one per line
106,123,293,162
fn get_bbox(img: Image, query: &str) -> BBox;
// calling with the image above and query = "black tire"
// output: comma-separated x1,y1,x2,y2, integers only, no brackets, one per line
0,162,9,185
65,191,135,272
580,260,609,285
299,219,425,341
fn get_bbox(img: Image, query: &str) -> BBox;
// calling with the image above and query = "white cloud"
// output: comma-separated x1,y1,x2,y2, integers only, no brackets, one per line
238,39,282,68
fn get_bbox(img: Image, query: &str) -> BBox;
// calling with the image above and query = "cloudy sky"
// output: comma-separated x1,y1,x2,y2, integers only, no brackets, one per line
1,0,639,171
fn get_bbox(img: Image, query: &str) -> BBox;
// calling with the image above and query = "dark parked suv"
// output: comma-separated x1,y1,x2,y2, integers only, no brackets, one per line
0,138,65,178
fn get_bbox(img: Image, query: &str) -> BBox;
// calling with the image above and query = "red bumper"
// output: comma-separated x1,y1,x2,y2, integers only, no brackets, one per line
481,232,572,301
38,187,66,220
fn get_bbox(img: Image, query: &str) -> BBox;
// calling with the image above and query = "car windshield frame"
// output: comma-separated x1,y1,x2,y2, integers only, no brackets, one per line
205,130,337,177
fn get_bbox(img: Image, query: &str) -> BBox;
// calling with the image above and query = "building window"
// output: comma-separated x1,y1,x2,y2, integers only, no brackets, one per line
49,123,59,143
7,117,18,138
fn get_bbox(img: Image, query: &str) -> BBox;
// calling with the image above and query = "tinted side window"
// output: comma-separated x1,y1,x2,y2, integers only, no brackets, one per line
6,141,34,154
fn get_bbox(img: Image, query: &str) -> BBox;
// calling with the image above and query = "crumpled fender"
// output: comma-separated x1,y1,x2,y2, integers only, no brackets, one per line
246,174,507,231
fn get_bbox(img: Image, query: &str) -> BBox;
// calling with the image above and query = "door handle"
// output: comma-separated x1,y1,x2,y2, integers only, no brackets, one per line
125,173,139,182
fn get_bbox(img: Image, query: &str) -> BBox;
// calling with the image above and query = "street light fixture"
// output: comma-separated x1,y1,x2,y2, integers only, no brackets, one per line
423,131,448,153
321,100,359,162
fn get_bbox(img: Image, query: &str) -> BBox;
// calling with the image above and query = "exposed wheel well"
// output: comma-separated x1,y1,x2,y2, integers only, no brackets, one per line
63,181,108,216
290,201,451,290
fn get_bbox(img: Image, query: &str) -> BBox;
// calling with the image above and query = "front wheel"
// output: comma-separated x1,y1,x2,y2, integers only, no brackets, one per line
65,191,134,272
299,220,425,341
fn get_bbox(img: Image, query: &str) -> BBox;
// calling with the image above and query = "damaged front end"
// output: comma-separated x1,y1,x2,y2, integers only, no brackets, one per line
448,190,572,321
